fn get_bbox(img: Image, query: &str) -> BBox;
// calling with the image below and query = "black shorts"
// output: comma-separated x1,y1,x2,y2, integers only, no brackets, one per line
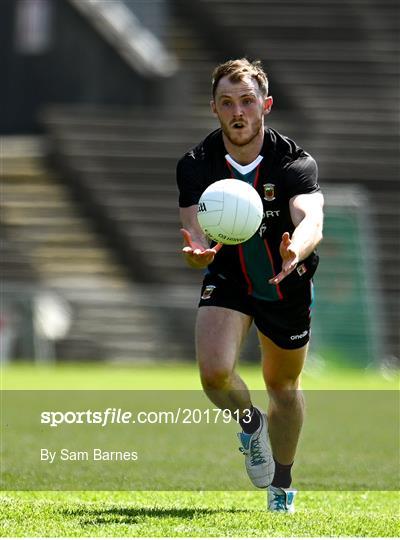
198,273,314,350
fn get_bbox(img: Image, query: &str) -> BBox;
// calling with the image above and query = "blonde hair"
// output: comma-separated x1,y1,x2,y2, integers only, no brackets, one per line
212,58,269,98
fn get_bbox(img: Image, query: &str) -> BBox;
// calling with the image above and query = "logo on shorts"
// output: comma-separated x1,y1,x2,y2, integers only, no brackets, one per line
201,285,216,300
263,183,276,201
296,263,307,276
290,330,308,341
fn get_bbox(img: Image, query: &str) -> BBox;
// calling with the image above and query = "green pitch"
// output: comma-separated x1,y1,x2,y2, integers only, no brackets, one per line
1,362,399,537
2,490,399,537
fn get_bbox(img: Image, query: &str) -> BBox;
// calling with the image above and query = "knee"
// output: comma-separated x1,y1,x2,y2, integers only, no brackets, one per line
199,363,233,391
266,379,302,407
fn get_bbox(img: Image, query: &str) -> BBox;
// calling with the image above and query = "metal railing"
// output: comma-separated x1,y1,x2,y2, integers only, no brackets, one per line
68,0,179,77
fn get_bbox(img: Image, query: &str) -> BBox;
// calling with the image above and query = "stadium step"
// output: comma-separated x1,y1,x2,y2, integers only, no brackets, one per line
37,0,398,362
0,137,199,362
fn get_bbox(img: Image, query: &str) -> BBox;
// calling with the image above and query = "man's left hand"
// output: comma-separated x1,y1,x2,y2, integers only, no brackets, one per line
269,232,299,285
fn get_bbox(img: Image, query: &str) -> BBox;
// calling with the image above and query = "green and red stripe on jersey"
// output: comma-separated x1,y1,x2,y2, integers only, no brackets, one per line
226,158,283,301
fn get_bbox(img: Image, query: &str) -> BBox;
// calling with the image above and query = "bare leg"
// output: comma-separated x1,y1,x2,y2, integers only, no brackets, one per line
259,332,307,465
196,306,253,415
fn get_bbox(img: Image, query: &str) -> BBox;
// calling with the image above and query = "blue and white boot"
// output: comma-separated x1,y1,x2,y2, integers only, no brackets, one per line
238,411,275,488
267,486,297,513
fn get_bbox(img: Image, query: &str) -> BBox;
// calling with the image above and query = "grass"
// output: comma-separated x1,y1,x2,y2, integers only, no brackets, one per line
2,359,399,390
1,361,399,537
1,490,399,537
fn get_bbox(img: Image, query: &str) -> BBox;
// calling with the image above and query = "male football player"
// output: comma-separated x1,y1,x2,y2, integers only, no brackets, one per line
177,58,324,512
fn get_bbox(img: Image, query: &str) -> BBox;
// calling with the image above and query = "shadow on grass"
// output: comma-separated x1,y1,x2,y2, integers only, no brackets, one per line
62,506,241,526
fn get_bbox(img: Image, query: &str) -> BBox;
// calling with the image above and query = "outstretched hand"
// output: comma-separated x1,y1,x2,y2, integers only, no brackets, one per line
181,228,223,268
269,232,299,285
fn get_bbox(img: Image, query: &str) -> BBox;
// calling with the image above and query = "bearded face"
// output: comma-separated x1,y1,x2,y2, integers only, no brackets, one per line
219,110,264,147
211,75,271,149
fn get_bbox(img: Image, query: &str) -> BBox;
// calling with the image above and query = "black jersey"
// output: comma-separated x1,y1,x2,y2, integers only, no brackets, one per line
177,127,321,301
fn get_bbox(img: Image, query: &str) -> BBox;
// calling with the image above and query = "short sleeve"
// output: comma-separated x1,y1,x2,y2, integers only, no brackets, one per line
176,154,204,208
284,154,320,199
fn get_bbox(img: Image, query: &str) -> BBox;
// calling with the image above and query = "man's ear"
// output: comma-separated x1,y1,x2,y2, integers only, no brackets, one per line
210,100,217,115
264,96,273,115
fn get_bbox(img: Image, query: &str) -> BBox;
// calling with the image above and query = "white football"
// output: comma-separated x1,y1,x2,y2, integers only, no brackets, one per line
197,179,263,245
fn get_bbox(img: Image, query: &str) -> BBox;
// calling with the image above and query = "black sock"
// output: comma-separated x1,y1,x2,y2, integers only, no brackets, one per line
272,460,293,489
239,406,261,434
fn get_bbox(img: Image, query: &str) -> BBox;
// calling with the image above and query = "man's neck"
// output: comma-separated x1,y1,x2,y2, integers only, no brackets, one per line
222,129,265,165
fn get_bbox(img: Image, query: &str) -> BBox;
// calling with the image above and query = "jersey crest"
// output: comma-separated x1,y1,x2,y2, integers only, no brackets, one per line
263,183,276,201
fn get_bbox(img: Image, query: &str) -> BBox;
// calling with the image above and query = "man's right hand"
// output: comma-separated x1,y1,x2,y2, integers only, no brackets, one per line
181,228,223,269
